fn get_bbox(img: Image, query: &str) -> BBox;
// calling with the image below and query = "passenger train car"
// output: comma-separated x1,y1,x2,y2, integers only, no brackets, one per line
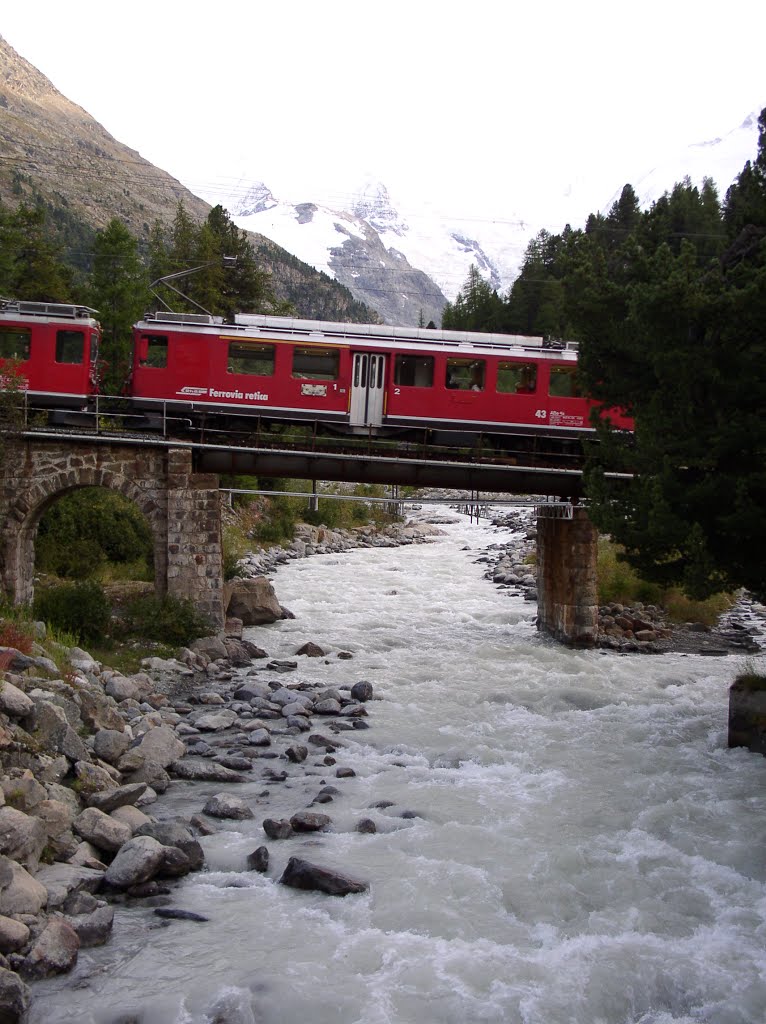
0,298,100,405
0,298,633,451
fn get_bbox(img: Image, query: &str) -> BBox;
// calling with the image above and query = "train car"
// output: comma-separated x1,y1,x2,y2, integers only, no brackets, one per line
129,311,632,448
0,298,101,407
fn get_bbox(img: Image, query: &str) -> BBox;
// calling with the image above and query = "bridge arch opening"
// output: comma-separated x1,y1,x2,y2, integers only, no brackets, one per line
5,470,168,609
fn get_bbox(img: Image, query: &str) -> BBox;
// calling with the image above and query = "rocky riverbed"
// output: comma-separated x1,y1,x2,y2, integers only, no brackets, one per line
478,507,766,656
0,519,444,1021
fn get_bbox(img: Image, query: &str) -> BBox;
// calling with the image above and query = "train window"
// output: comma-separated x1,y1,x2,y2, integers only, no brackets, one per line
90,333,99,364
446,358,485,391
139,335,168,369
549,366,581,398
228,342,275,376
0,328,31,360
292,346,339,380
394,355,434,387
55,330,84,364
497,361,537,394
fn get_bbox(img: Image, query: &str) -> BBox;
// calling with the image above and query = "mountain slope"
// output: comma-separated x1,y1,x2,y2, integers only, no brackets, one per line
0,36,378,323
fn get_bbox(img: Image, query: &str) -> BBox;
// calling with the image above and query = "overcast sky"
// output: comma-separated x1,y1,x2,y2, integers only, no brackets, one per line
2,1,764,229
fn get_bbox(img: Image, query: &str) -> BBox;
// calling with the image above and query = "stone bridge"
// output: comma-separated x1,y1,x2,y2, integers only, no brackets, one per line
0,436,598,647
0,440,224,629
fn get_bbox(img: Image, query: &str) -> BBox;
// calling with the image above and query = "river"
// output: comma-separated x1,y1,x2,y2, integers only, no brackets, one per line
29,508,766,1024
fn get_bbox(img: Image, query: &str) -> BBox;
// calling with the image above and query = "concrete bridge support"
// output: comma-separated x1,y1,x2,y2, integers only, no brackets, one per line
0,440,224,630
536,505,598,647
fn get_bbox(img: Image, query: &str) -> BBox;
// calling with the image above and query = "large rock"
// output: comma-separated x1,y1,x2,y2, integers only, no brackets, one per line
224,577,283,626
133,823,204,871
35,863,104,910
279,857,369,896
103,836,166,889
22,917,80,978
0,915,29,954
65,902,114,948
192,709,238,732
93,729,130,765
0,807,47,873
0,857,47,916
189,636,228,662
2,771,46,813
31,701,89,762
169,760,246,783
119,726,186,770
77,687,125,732
73,808,132,853
86,783,148,814
203,794,253,820
0,966,30,1022
31,799,75,841
0,681,34,718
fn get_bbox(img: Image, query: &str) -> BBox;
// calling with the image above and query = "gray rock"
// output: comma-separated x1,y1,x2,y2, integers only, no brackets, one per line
193,710,239,732
133,823,204,871
65,903,114,947
104,835,166,889
93,729,130,765
0,965,30,1021
22,917,80,978
189,635,229,661
86,783,148,814
350,681,374,702
0,916,29,955
286,745,308,763
247,846,269,872
73,808,132,853
262,818,294,840
0,857,47,916
35,863,104,910
355,818,377,834
203,794,253,820
296,642,325,658
279,857,369,896
169,760,246,783
124,726,186,769
0,808,47,873
32,701,89,762
109,805,152,834
0,681,34,718
314,699,342,715
1,772,46,813
224,577,283,626
290,811,331,833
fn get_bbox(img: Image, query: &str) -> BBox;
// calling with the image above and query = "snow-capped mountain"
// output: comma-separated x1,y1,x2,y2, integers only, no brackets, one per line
202,112,761,326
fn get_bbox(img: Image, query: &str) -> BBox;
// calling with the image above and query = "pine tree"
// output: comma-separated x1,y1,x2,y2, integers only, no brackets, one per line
89,219,149,393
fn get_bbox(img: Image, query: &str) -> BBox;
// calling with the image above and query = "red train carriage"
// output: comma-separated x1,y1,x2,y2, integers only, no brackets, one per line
0,298,101,406
129,311,633,446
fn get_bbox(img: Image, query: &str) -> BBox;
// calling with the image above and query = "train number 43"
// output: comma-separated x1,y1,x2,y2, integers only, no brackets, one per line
534,409,547,419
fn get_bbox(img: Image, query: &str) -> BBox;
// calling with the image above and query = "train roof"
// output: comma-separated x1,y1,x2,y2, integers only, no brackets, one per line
138,310,579,359
0,298,100,327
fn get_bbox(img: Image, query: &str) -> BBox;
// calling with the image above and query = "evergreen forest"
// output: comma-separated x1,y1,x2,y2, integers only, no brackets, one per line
444,108,766,601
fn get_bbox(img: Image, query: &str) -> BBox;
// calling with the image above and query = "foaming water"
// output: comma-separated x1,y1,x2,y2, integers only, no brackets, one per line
30,512,766,1024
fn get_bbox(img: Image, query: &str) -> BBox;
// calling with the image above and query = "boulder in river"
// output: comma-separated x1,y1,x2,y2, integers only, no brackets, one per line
279,857,369,896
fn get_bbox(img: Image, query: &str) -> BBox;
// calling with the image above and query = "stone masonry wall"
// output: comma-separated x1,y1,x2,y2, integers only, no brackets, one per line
536,506,598,647
0,439,223,628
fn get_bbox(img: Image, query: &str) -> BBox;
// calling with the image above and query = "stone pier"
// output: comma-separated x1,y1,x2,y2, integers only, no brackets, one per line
0,439,224,629
536,505,598,646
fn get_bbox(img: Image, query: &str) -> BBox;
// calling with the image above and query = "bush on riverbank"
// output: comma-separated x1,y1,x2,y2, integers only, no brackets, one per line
597,538,733,626
32,579,112,646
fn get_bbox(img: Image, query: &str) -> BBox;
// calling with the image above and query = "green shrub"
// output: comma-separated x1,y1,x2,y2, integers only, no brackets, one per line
119,594,211,646
33,581,111,647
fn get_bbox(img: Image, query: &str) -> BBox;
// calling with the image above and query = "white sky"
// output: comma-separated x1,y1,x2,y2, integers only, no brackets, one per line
2,1,765,230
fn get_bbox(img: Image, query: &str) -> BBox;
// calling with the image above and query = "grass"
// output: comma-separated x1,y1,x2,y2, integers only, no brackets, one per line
597,537,734,626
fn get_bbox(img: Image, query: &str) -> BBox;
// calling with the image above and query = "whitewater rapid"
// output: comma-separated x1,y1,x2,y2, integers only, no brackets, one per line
29,510,766,1024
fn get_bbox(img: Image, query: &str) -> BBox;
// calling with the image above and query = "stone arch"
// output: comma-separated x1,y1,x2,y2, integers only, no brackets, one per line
1,440,223,628
4,466,168,607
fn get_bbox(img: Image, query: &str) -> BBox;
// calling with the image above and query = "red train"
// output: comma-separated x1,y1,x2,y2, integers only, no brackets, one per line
0,298,632,453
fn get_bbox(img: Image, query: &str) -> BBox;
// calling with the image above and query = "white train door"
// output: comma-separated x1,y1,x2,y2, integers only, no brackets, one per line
350,352,386,428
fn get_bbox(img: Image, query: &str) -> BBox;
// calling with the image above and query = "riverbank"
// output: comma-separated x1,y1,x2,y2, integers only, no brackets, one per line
0,518,443,1020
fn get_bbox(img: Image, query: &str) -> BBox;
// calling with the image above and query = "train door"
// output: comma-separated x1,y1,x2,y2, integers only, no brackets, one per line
350,351,386,428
